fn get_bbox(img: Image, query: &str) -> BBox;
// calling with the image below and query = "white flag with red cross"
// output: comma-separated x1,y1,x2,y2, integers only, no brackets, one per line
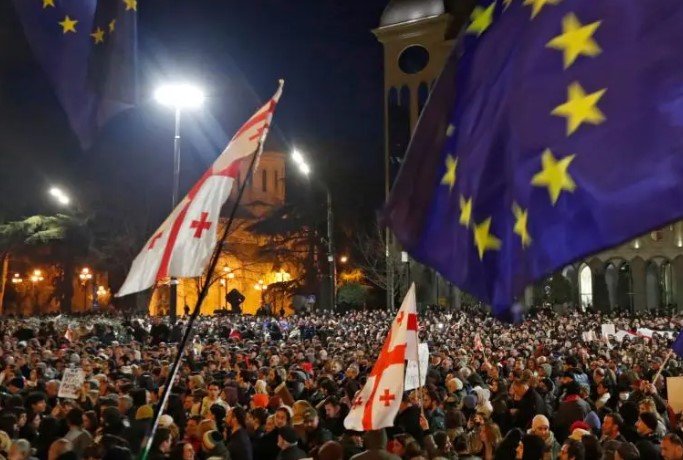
344,283,418,431
116,81,284,297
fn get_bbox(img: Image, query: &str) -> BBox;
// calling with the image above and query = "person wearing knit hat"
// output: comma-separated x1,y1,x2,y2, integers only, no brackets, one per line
635,411,661,456
158,414,174,428
277,426,307,460
569,428,590,442
135,405,154,421
202,430,229,459
529,414,561,460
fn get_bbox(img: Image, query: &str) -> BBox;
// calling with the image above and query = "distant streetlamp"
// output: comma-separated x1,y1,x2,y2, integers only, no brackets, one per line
79,267,93,310
29,269,44,314
11,273,23,285
340,255,348,264
154,82,206,324
291,148,336,310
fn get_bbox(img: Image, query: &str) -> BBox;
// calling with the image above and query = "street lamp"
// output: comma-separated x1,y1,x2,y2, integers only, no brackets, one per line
340,255,348,264
155,82,205,324
29,269,44,314
48,187,71,206
79,267,93,310
291,148,336,311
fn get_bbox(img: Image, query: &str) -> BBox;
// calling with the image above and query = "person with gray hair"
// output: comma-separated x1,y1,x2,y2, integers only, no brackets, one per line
8,439,37,460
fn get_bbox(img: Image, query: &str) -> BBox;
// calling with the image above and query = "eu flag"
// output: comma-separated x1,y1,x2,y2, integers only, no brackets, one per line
384,0,683,321
12,0,137,149
673,333,683,358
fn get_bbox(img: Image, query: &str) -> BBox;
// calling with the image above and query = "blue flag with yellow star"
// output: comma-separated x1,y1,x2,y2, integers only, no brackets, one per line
384,0,683,321
12,0,137,149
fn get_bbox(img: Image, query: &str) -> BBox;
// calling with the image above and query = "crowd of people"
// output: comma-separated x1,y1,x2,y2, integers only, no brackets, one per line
0,307,682,460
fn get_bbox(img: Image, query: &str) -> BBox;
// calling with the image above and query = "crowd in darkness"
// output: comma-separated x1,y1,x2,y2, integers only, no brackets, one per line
0,308,682,460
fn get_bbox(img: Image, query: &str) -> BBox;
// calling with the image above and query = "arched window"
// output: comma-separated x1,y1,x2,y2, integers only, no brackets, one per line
262,170,267,192
579,264,593,308
274,169,279,192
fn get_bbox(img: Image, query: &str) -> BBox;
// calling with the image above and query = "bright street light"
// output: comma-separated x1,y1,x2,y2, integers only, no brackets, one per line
299,162,311,175
154,83,206,110
340,255,348,264
49,187,70,206
292,149,304,165
155,82,205,325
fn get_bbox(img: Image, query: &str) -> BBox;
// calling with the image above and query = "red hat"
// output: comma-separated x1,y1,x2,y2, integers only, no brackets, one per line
570,421,590,433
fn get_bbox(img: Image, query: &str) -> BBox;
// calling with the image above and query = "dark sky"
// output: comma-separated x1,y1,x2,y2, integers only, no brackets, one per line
0,0,388,241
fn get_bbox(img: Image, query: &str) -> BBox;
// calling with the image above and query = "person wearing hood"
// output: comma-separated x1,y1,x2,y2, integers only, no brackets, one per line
528,415,560,460
552,382,590,443
349,429,400,460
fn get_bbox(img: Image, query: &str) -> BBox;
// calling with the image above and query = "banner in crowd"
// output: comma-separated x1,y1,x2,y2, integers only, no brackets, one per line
667,377,683,413
404,343,429,391
601,324,616,338
58,368,85,399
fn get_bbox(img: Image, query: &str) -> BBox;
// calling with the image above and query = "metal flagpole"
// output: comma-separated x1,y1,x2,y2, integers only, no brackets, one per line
139,140,265,460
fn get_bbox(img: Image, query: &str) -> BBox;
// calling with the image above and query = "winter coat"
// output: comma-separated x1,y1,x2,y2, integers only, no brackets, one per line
553,395,591,442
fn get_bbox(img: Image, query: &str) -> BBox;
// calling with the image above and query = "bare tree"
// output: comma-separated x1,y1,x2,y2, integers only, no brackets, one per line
354,222,409,300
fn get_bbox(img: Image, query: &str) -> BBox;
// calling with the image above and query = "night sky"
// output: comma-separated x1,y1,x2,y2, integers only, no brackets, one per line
0,0,389,245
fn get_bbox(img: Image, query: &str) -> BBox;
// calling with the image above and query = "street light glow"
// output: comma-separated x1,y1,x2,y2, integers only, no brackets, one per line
299,163,311,175
49,187,71,206
154,83,206,110
292,149,304,165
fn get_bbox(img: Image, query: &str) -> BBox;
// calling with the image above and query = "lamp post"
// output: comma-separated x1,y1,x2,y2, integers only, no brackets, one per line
79,267,93,310
29,269,44,315
155,83,206,324
291,149,336,311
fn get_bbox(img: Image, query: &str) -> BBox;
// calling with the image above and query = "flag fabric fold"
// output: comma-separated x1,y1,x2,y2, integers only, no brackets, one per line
672,332,683,358
384,0,683,320
12,0,137,149
116,81,284,297
344,284,418,431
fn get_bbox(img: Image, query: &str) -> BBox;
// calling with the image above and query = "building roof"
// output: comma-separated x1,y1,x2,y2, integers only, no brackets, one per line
379,0,446,27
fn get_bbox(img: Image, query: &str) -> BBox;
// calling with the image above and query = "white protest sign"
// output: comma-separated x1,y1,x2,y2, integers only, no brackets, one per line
58,368,85,399
601,324,616,338
667,377,683,414
582,331,596,342
404,343,429,391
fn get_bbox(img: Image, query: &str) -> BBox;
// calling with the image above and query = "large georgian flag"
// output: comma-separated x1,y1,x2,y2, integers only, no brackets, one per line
344,284,418,431
117,81,283,297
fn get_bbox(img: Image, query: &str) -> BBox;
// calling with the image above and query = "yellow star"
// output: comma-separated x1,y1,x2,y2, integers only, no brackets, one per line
459,195,473,228
473,217,501,260
109,19,116,33
523,0,561,19
531,149,576,205
441,155,458,191
123,0,137,11
502,0,513,10
42,0,55,8
552,82,606,135
91,27,105,44
547,13,601,69
512,203,532,247
466,3,495,36
446,124,455,137
58,15,78,34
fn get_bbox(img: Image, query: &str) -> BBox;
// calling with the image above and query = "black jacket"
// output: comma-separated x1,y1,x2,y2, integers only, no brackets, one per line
511,388,546,431
227,428,253,460
276,445,308,460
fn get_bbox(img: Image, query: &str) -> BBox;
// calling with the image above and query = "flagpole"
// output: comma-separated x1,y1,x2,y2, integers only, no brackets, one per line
651,348,674,386
138,138,267,460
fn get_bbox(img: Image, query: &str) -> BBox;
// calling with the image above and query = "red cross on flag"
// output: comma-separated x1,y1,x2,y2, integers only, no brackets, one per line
344,283,418,431
116,81,284,297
